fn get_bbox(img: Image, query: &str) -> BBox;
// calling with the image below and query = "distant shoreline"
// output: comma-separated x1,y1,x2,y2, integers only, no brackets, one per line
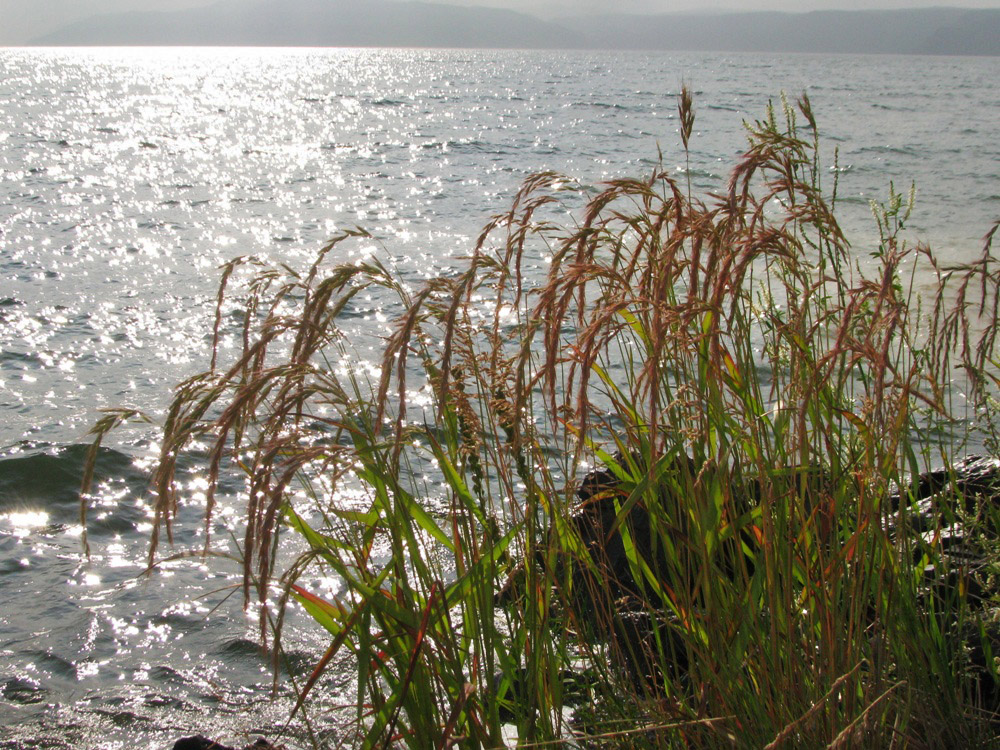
7,44,1000,59
15,5,1000,57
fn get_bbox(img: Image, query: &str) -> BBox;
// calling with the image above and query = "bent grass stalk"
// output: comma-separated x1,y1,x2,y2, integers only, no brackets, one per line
83,91,1000,748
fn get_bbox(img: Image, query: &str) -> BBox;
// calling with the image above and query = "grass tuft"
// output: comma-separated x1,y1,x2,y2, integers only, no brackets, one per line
86,90,1000,748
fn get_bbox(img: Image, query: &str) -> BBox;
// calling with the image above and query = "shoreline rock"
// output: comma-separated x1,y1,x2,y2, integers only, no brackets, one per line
171,737,283,750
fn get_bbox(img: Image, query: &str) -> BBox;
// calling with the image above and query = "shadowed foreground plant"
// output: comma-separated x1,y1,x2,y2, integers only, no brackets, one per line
85,91,1000,748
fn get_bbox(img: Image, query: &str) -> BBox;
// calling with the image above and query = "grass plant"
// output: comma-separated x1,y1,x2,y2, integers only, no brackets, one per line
86,91,1000,748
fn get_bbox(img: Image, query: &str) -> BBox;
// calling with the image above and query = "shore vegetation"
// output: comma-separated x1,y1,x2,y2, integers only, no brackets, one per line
86,90,1000,748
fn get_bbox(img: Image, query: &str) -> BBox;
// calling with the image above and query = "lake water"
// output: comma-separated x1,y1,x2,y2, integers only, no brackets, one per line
0,47,998,747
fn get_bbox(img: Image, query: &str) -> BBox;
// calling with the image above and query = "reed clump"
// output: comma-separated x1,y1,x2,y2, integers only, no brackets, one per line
87,91,1000,748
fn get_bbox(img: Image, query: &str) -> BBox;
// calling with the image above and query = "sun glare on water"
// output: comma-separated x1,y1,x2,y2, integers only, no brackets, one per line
1,510,51,537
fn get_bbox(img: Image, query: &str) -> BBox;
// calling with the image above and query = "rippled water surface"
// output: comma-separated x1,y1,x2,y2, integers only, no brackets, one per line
0,47,998,747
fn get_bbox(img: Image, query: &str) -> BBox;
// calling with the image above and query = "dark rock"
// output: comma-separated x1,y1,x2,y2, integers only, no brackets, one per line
568,453,696,605
171,738,281,750
499,451,1000,705
569,453,1000,611
892,455,1000,512
172,738,234,750
496,452,758,610
889,455,1000,602
609,606,688,685
888,455,1000,540
961,617,1000,713
567,452,762,610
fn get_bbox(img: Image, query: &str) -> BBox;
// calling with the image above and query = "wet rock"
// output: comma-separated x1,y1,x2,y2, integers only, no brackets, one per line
495,453,724,608
498,452,1000,706
892,455,1000,514
889,455,1000,601
960,617,1000,712
172,739,232,750
569,453,1000,606
567,453,1000,662
171,738,283,750
567,452,763,608
568,453,698,604
608,607,688,685
889,455,1000,542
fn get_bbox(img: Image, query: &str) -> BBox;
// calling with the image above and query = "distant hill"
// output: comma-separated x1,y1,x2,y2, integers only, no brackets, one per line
558,7,1000,56
30,1,1000,56
32,0,583,48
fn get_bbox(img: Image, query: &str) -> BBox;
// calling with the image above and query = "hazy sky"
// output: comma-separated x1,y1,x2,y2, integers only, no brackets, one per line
449,0,1000,14
3,0,999,44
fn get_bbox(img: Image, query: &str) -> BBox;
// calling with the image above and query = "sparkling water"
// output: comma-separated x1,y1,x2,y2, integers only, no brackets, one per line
0,47,997,747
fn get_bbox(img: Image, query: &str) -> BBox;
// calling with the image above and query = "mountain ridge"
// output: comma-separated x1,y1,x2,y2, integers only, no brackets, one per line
31,0,586,48
557,7,1000,55
28,2,1000,56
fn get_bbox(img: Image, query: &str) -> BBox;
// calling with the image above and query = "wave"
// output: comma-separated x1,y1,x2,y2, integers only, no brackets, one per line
0,445,149,531
855,144,919,157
